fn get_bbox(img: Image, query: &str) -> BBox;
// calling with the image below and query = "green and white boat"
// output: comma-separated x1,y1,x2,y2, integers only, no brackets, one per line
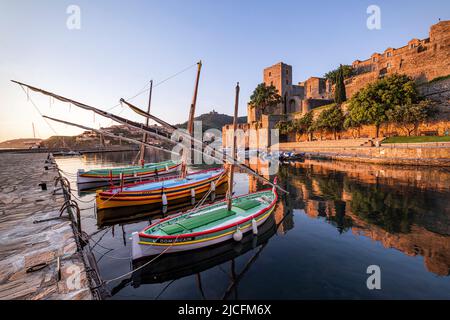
132,187,278,260
77,160,180,190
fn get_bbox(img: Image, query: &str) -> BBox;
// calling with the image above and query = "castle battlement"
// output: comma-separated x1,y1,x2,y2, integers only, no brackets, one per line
347,20,450,97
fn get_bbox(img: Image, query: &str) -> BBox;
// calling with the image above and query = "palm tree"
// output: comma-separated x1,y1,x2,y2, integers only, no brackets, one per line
249,83,282,116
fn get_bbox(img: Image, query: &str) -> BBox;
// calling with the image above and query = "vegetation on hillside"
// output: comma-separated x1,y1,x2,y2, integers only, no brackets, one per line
275,74,440,140
176,111,247,131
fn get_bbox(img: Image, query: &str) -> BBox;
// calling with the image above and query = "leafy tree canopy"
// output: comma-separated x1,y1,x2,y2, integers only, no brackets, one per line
249,83,282,113
324,65,354,83
386,100,437,136
346,74,419,136
315,105,345,139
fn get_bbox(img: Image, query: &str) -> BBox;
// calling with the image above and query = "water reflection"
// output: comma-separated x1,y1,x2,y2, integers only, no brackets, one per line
55,152,450,299
278,160,450,276
110,215,279,299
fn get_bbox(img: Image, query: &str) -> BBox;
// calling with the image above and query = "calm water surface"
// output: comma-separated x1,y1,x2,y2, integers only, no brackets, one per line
56,151,450,299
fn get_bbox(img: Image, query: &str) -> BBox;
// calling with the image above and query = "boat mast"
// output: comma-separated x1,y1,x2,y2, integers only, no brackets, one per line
11,79,289,194
227,82,239,211
181,60,202,178
122,100,289,194
139,80,153,164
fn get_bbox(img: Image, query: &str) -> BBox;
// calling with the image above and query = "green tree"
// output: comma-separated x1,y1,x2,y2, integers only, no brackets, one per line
386,100,437,136
347,74,419,137
275,120,294,135
315,105,345,139
296,111,315,140
324,65,354,84
334,65,347,105
343,116,363,138
249,83,282,115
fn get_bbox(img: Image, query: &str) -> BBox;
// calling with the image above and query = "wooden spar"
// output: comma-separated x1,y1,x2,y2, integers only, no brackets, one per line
139,80,153,164
123,100,289,194
181,60,202,178
11,79,288,194
227,82,239,211
42,115,179,156
10,80,175,145
120,99,177,132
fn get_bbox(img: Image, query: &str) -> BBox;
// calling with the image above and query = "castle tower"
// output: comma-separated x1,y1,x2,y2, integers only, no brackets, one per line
263,62,292,100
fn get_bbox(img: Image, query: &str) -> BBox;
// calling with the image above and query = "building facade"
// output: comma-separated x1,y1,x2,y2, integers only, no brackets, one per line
346,20,450,97
223,20,450,149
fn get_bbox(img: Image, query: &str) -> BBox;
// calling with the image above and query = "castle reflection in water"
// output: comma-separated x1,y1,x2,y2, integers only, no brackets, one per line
247,158,450,277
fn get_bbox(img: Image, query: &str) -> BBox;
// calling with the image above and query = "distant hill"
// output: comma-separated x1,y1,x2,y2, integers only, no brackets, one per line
0,138,42,149
176,110,247,131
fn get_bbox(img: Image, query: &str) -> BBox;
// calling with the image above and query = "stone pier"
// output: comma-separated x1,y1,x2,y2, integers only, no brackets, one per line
0,153,93,300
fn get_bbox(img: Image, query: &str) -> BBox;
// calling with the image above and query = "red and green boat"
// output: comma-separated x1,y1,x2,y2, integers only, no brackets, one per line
131,186,278,260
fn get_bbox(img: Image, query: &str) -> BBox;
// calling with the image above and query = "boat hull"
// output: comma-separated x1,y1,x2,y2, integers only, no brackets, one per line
77,162,180,190
96,168,228,210
131,207,273,260
131,189,278,260
129,215,277,288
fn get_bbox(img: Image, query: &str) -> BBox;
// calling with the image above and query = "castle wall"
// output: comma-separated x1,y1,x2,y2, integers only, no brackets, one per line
346,20,450,97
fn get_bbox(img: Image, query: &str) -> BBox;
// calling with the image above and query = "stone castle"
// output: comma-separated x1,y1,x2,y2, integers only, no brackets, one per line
223,20,450,148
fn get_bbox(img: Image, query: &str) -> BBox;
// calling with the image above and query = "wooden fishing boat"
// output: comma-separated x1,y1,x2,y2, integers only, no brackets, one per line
96,183,228,227
131,187,278,260
77,160,180,189
96,167,228,210
127,214,276,289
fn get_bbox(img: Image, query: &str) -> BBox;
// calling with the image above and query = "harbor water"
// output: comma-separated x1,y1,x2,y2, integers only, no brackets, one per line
56,151,450,299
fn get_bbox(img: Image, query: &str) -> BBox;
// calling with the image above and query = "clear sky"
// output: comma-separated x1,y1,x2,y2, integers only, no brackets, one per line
1,0,449,141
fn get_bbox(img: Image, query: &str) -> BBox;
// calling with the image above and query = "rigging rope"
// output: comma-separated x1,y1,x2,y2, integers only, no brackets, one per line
104,62,197,112
20,85,58,135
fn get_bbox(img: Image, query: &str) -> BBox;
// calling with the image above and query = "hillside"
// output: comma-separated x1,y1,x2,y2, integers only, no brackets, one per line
176,110,247,131
0,138,42,149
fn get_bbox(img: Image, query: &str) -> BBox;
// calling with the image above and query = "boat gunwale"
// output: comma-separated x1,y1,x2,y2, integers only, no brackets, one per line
139,187,278,240
96,174,228,202
79,162,180,178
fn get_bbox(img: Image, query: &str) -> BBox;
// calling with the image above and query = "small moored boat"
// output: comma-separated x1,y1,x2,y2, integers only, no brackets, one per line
96,167,227,210
77,160,180,189
131,187,278,260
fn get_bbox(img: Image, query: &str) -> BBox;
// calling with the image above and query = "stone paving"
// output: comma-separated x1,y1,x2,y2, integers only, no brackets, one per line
0,153,92,300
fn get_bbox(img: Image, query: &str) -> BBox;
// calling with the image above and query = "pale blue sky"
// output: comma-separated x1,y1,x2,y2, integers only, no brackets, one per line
1,0,449,140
